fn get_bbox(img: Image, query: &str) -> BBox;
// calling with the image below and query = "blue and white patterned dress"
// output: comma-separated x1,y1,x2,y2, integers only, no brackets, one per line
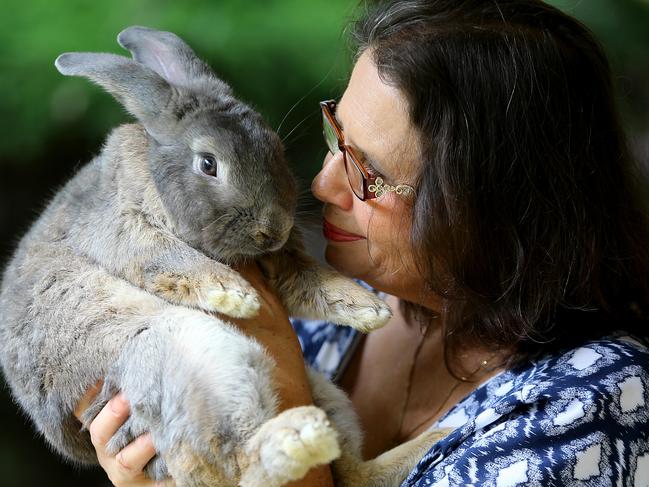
291,317,649,486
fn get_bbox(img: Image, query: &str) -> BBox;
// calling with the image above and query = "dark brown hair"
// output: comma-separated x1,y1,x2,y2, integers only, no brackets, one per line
352,0,649,372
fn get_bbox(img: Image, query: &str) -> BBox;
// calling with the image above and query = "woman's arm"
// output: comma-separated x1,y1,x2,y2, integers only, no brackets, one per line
75,261,334,487
230,261,335,486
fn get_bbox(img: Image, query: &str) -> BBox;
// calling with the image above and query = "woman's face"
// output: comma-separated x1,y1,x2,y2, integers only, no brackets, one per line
311,50,427,303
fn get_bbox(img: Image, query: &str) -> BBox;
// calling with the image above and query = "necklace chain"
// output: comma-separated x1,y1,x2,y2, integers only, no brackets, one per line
391,323,492,445
393,323,430,444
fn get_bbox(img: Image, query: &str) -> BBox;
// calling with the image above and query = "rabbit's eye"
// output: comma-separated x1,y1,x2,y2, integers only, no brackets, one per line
200,155,217,177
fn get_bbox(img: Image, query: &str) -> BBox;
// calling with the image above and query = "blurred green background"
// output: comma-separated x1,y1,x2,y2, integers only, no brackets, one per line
0,0,648,485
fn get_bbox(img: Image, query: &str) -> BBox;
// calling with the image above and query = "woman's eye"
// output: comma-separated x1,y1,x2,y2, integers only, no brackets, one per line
364,162,382,178
200,155,217,177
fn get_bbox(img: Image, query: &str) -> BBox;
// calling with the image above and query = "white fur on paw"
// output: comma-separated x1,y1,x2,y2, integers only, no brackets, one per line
280,421,339,465
260,409,340,482
353,304,392,332
331,301,392,333
204,288,260,318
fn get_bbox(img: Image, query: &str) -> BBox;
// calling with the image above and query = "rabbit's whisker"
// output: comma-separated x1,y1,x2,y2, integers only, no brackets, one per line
202,213,230,232
283,130,310,148
281,112,316,145
212,216,239,246
276,63,336,137
296,192,317,202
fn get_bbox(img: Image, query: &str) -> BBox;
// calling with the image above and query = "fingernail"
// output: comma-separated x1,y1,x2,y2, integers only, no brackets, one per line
138,432,152,445
109,393,128,414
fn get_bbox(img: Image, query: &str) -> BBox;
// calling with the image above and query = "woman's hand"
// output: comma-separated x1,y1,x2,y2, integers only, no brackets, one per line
74,383,166,487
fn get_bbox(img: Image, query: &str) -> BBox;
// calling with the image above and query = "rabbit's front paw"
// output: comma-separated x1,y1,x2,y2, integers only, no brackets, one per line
241,406,340,487
202,286,260,318
321,280,392,333
151,267,260,318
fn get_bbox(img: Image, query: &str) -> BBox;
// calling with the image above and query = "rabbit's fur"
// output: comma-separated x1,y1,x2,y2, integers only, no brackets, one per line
0,27,448,487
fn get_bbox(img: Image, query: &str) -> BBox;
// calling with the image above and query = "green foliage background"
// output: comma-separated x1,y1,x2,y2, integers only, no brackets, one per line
0,1,648,485
0,0,356,160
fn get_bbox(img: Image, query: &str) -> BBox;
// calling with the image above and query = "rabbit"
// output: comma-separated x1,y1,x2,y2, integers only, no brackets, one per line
0,26,448,487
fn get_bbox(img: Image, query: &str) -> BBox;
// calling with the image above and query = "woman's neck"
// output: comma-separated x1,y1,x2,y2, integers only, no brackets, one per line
340,294,507,459
388,293,510,372
387,294,509,440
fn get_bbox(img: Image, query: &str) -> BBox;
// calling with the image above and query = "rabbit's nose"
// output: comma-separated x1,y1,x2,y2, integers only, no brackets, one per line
254,230,281,250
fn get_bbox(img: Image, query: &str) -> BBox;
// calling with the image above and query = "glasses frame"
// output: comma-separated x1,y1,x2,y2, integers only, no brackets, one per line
320,99,415,201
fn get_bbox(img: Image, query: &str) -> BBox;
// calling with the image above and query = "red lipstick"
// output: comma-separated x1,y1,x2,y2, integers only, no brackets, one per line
323,219,365,242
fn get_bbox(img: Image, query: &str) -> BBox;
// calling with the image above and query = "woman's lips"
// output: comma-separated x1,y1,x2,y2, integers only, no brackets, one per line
323,219,365,242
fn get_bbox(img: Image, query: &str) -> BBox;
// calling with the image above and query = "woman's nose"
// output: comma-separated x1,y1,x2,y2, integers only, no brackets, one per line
311,151,354,210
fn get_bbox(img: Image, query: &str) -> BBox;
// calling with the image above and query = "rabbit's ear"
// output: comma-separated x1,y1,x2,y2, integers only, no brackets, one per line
55,52,174,140
117,26,231,94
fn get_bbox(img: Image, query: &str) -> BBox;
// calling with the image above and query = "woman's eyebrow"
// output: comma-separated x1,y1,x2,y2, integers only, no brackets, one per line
335,114,389,175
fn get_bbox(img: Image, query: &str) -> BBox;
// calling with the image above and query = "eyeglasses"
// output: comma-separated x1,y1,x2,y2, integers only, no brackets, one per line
320,99,415,201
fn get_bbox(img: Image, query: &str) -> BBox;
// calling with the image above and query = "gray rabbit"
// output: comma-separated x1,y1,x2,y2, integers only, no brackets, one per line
0,27,447,487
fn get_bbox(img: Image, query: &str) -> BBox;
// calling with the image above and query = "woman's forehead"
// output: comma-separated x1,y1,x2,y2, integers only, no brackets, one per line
338,51,420,179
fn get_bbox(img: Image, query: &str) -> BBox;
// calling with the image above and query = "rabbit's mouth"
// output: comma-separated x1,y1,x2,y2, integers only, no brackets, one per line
200,208,293,260
250,229,287,253
225,231,288,258
203,232,289,262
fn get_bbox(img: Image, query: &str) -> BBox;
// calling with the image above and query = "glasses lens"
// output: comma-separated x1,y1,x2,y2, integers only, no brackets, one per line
344,152,365,200
322,111,340,155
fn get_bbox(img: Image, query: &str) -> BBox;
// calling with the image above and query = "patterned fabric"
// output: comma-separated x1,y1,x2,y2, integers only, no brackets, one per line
292,318,361,382
291,317,649,486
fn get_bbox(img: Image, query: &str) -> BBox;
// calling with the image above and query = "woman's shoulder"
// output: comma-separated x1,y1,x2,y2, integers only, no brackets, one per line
528,333,649,379
408,334,649,486
433,334,648,427
492,334,648,410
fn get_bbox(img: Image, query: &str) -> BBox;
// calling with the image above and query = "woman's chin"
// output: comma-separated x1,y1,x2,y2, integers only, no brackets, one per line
324,245,370,280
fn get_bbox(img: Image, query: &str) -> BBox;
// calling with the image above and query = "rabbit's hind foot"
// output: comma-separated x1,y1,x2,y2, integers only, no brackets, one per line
240,406,340,487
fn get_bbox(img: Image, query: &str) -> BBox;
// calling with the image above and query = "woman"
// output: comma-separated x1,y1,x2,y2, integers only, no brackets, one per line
78,0,649,485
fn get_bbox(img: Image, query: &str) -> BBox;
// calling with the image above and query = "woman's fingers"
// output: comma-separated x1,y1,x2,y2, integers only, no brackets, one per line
89,395,161,486
115,433,157,474
89,393,130,452
103,434,159,486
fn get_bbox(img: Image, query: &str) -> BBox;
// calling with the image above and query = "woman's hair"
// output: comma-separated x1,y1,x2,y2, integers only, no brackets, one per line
352,0,649,372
